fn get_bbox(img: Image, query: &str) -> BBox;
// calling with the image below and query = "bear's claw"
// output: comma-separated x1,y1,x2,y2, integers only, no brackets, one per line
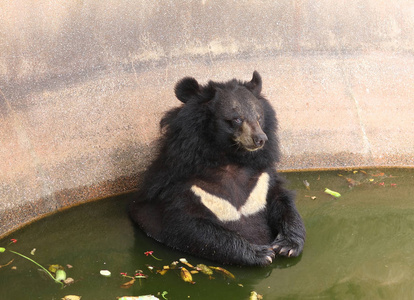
251,244,275,266
272,234,303,257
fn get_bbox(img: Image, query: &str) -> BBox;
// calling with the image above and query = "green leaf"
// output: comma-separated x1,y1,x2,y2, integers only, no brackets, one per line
0,247,5,253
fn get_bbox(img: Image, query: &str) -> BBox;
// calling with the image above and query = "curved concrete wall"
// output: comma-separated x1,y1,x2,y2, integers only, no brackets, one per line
1,0,413,238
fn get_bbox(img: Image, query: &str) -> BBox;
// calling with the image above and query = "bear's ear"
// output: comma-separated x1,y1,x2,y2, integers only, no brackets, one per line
245,71,262,95
174,77,201,103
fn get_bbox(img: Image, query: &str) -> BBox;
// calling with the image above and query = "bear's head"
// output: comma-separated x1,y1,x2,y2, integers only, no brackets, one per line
174,71,274,153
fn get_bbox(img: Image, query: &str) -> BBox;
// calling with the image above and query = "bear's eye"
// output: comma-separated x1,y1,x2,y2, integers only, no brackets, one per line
232,118,243,126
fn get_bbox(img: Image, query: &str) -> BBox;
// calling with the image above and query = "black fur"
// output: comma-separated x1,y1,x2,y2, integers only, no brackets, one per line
129,72,305,266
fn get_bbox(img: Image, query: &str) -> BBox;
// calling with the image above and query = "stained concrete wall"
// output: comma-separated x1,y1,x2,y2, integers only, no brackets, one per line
1,0,413,238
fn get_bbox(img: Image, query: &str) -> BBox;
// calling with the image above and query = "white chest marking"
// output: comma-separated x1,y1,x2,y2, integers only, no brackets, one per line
190,172,270,222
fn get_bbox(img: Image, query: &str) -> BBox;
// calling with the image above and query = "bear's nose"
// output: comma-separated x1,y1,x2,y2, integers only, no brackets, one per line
253,133,268,148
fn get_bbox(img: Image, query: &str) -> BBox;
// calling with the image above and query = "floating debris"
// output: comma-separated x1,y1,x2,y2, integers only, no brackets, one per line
157,266,169,276
170,261,179,269
324,188,341,198
1,248,64,287
179,258,195,269
144,250,162,261
117,296,159,300
134,271,148,279
0,259,14,268
344,177,360,188
180,267,194,284
196,264,214,279
249,291,263,300
55,269,67,282
209,266,235,280
62,296,81,300
146,265,154,272
63,277,75,285
100,270,111,277
49,264,63,273
303,180,310,190
120,278,136,289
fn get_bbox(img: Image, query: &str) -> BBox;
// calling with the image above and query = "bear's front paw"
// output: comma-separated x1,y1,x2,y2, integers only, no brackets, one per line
271,233,304,257
251,244,275,266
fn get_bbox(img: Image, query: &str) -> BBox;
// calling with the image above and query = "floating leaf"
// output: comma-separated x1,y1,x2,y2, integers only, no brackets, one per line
209,266,235,280
180,267,194,284
196,264,213,276
49,264,63,273
303,180,310,190
179,258,195,269
157,268,168,276
120,278,136,289
0,247,5,253
324,188,341,198
30,248,36,255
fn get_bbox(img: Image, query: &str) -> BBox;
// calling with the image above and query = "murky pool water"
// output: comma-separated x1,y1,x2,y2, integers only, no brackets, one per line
1,169,413,300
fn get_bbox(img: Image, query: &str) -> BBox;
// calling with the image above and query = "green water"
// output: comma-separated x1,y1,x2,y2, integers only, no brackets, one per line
1,169,413,300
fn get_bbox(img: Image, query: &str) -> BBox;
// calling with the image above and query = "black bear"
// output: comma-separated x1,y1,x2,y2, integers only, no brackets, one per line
129,71,305,266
